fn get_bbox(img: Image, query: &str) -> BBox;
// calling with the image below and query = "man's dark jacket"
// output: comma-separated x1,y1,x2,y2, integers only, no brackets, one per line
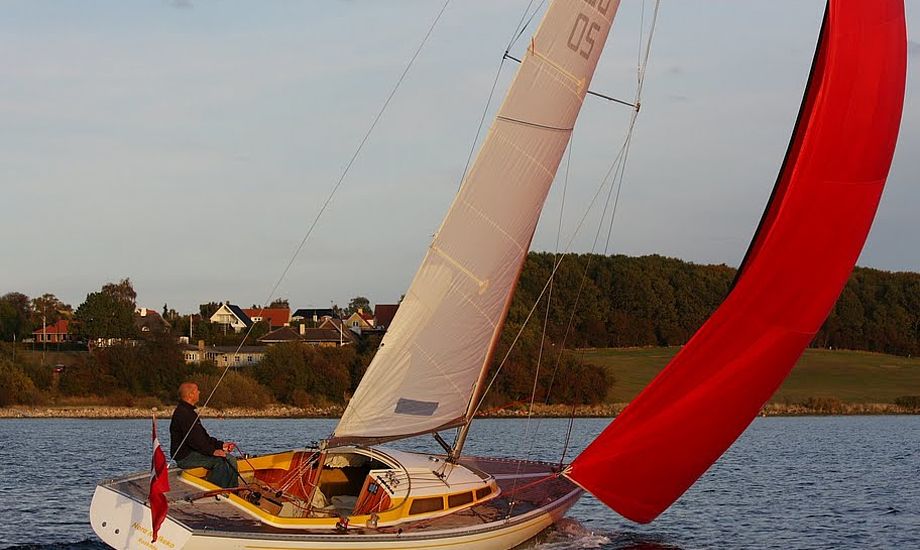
169,400,223,461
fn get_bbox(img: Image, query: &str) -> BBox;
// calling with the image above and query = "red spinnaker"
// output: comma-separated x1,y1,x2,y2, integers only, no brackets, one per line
566,0,907,524
149,415,170,541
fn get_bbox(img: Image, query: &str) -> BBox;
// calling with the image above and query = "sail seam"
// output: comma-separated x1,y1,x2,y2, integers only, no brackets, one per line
456,286,500,328
527,49,585,92
496,115,574,133
430,245,488,291
459,198,527,254
532,60,585,98
412,342,466,396
493,128,557,176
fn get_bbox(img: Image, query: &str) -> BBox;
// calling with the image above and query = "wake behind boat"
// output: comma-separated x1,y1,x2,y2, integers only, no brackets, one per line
90,0,907,548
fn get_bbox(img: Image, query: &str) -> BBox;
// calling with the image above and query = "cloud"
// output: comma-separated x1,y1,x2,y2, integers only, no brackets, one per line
169,0,193,8
909,40,920,58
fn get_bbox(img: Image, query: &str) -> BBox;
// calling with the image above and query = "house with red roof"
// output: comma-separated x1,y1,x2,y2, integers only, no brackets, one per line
209,302,290,333
243,307,290,329
373,304,399,330
259,323,356,347
344,307,375,333
33,319,72,343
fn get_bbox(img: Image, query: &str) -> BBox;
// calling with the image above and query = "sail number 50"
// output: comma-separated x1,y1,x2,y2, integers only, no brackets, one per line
567,13,601,59
567,0,612,59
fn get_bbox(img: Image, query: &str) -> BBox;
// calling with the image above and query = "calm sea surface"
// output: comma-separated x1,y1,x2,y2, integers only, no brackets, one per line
0,416,917,549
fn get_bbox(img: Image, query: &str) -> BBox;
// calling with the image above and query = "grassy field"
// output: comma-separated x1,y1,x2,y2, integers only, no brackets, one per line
578,347,920,405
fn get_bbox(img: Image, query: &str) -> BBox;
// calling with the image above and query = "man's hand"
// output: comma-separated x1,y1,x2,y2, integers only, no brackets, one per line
222,442,236,453
213,448,228,457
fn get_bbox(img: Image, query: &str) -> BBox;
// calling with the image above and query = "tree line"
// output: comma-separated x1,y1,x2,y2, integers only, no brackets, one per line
502,253,919,356
2,255,917,409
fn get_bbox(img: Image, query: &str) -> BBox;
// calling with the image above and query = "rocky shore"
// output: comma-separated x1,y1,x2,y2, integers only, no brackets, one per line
0,404,343,419
1,401,917,419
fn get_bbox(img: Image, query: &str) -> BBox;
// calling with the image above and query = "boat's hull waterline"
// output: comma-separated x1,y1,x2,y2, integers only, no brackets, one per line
90,453,583,550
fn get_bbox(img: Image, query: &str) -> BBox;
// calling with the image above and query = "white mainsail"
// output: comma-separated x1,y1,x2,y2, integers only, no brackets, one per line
333,0,620,444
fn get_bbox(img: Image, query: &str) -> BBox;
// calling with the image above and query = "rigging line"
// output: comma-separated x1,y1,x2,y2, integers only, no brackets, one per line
469,133,630,422
457,56,507,192
586,90,637,109
507,0,548,53
541,188,618,461
605,1,658,250
635,0,661,103
527,0,660,450
506,135,574,514
172,0,451,462
558,401,578,467
524,136,574,448
266,0,452,311
455,0,548,194
536,1,661,441
502,53,638,109
538,129,631,409
549,4,660,463
604,118,637,252
638,0,646,86
568,2,658,323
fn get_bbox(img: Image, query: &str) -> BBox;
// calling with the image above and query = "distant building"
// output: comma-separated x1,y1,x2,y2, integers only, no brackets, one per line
182,340,264,367
344,308,375,333
303,327,355,347
32,320,72,344
259,323,356,347
291,308,335,324
209,303,253,333
258,326,303,344
373,304,399,329
135,307,171,334
242,307,290,329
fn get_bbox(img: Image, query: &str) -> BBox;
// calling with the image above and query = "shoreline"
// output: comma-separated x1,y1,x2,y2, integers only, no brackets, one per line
1,402,917,419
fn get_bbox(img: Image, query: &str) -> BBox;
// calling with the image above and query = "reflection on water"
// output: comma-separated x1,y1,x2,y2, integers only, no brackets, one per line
0,416,918,549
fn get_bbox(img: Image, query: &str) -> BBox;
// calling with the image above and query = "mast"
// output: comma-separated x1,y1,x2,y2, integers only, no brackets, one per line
449,233,535,461
331,0,622,447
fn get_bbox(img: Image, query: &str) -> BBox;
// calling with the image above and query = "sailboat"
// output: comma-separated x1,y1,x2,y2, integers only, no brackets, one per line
89,0,907,548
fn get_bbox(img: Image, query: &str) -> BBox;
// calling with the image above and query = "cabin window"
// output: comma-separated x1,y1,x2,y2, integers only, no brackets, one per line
475,486,493,500
409,496,444,515
448,491,474,508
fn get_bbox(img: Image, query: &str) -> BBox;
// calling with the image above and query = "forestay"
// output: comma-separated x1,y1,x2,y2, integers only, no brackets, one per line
332,0,622,444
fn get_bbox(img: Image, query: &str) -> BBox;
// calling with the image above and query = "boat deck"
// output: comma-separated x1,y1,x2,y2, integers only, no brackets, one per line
104,455,580,537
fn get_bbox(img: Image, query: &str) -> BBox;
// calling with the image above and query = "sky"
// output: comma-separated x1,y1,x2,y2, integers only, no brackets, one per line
1,1,917,314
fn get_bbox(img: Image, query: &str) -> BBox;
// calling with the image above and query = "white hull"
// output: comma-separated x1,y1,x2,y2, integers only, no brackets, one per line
91,454,584,550
92,485,581,550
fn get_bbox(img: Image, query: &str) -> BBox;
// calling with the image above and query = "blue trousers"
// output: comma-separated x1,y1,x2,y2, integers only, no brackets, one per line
176,451,239,488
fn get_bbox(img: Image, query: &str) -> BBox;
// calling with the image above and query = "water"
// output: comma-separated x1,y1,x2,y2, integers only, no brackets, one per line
0,416,917,549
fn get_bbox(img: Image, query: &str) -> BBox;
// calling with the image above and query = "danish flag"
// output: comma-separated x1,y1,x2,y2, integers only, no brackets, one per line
149,414,170,542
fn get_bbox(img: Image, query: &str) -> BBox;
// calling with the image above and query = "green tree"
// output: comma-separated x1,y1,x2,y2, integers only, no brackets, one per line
269,298,290,309
0,358,42,406
255,343,353,404
73,291,137,340
345,296,373,316
199,302,221,319
102,278,137,308
0,292,33,341
30,293,73,326
256,343,311,403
